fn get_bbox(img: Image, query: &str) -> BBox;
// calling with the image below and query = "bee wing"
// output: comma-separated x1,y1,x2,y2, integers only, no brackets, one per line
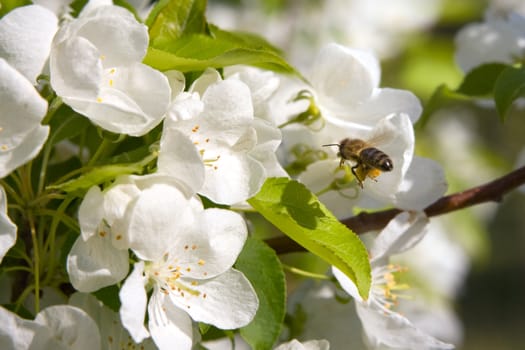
365,128,397,147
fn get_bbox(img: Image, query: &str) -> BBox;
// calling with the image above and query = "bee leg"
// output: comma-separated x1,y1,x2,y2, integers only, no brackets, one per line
339,157,345,168
351,164,364,189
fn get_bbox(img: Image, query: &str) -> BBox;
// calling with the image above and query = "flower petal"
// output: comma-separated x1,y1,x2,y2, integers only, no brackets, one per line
35,305,101,350
332,266,363,302
0,306,44,349
119,262,150,343
50,36,102,101
200,149,266,205
172,269,258,329
66,234,129,292
148,290,193,350
170,208,247,279
158,127,205,194
311,43,380,114
369,211,430,264
393,156,448,210
355,303,454,350
74,5,148,67
78,186,105,241
0,58,49,178
68,63,170,136
0,185,17,263
343,88,422,125
126,183,196,261
201,79,254,132
0,5,58,83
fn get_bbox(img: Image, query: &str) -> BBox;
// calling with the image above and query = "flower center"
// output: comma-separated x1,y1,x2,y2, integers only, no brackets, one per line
369,264,410,314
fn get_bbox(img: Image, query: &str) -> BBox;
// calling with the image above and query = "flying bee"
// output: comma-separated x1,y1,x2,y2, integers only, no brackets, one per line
323,137,393,189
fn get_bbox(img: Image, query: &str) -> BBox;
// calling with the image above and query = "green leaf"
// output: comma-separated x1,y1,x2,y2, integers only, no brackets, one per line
236,238,286,350
47,163,143,195
144,26,299,76
456,63,508,97
247,178,371,300
0,0,31,18
494,65,525,121
146,0,207,45
93,285,121,312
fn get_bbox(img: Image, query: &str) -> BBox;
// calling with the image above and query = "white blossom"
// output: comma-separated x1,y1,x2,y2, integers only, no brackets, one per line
49,3,171,136
117,180,258,349
455,10,525,72
161,73,284,205
332,212,455,350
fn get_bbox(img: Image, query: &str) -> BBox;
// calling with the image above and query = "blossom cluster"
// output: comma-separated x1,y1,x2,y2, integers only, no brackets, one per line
2,0,519,349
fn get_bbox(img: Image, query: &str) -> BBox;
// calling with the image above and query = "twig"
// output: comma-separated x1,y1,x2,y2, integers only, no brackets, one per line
266,165,525,254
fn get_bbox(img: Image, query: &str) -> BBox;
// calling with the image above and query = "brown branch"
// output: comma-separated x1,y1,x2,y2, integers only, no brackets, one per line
266,165,525,254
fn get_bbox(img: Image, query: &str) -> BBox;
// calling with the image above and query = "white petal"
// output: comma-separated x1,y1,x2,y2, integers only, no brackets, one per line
148,290,193,350
331,266,364,302
356,303,454,350
0,59,49,178
190,68,222,96
75,5,148,67
172,269,258,329
369,212,429,264
126,183,196,261
200,149,266,205
35,305,101,350
50,36,102,101
0,306,44,350
0,185,17,263
455,15,525,72
119,262,150,343
250,119,288,178
393,157,448,210
68,64,170,136
224,66,280,118
166,92,204,122
66,234,129,292
69,292,158,350
311,43,380,114
344,88,422,125
0,5,58,83
78,186,105,241
201,79,254,130
170,208,247,279
164,70,186,100
158,127,205,193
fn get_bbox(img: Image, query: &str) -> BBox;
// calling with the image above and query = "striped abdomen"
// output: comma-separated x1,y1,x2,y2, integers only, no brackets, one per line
359,147,393,171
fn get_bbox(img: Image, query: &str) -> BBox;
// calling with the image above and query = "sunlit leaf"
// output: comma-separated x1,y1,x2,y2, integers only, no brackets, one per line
247,178,371,300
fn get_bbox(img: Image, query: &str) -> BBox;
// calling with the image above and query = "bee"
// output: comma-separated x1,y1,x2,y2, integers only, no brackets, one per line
323,137,393,188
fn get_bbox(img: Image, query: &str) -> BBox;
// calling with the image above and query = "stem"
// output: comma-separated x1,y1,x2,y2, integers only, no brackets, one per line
87,137,112,166
27,213,40,313
282,264,330,280
267,165,525,254
42,196,76,286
